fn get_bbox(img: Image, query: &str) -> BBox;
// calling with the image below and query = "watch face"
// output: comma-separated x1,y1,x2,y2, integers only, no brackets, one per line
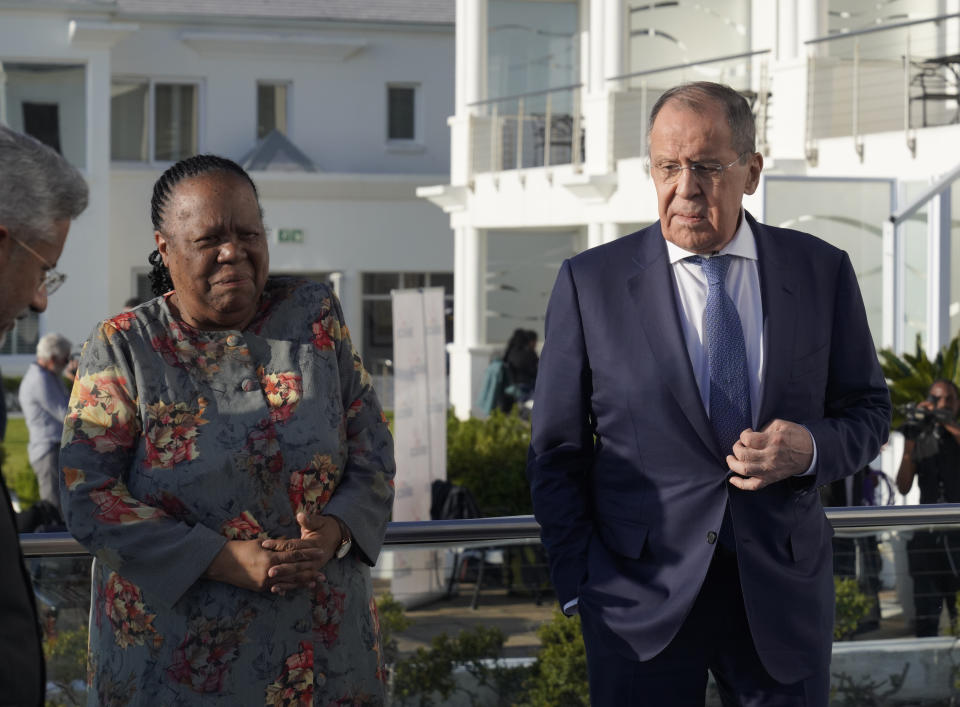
336,538,352,559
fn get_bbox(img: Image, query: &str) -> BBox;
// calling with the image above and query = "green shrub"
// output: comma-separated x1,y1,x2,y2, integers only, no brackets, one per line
393,625,528,707
834,576,875,641
377,592,411,667
519,608,589,707
1,418,38,508
44,625,89,706
447,410,532,516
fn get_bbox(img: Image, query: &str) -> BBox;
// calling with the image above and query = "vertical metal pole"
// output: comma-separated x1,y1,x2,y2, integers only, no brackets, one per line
853,39,864,160
905,33,917,155
516,96,524,169
928,187,952,351
882,219,897,351
490,102,499,172
544,92,552,168
572,86,582,170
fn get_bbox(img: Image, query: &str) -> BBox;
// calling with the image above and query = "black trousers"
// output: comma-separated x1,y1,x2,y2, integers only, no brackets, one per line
580,547,829,706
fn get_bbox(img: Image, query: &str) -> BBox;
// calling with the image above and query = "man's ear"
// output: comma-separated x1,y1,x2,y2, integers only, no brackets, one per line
743,152,764,196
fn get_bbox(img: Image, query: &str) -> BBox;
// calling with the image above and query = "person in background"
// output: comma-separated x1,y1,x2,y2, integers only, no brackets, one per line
896,379,960,636
0,124,88,707
60,154,395,705
502,328,539,411
18,332,71,514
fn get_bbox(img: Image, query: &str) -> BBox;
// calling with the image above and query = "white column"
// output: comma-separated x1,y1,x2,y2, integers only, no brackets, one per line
588,0,604,93
587,223,604,250
927,188,951,352
604,0,625,87
449,226,489,419
461,0,487,112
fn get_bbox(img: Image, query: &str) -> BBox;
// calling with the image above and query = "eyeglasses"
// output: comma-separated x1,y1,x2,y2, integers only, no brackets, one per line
11,236,67,296
652,153,749,185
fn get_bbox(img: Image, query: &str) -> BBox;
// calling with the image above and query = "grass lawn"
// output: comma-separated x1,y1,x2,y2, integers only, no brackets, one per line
1,417,39,507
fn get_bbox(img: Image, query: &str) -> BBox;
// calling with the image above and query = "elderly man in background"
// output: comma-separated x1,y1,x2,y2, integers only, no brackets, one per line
0,125,88,706
19,332,72,514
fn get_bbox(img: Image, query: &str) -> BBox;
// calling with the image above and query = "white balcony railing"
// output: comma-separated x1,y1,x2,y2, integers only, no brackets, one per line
468,83,583,175
806,13,960,161
606,50,772,163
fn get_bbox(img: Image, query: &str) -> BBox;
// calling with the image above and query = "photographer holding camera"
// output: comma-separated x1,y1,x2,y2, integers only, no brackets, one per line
897,379,960,636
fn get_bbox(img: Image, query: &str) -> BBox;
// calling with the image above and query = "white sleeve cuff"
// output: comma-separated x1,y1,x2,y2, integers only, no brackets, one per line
799,425,818,476
562,598,579,616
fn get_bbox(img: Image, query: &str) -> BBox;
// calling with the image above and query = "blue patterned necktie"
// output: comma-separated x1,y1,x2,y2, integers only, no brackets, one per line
689,255,752,456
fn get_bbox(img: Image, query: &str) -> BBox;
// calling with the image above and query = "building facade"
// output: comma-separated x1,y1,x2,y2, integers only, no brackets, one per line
421,0,960,424
0,0,455,397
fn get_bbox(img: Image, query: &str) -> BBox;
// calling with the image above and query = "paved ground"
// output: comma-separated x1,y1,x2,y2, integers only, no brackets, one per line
393,585,556,659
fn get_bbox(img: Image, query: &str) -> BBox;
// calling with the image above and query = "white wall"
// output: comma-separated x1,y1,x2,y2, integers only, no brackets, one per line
108,22,453,174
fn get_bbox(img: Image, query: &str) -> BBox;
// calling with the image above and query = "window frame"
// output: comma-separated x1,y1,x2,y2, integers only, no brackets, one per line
256,80,292,140
110,76,204,165
385,82,425,152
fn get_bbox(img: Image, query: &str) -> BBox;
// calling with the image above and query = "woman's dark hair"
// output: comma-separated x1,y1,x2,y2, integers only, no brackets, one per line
503,328,533,360
147,154,260,297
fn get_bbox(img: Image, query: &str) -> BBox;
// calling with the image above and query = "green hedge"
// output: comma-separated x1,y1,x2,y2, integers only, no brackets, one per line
446,409,533,516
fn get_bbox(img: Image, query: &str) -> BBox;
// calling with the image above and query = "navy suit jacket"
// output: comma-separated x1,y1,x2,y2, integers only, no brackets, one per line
527,213,890,684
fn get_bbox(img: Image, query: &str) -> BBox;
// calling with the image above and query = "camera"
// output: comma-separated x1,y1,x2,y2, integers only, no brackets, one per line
897,400,956,441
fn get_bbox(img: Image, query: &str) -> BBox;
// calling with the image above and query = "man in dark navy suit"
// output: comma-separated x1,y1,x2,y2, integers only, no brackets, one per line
0,125,87,706
527,82,890,705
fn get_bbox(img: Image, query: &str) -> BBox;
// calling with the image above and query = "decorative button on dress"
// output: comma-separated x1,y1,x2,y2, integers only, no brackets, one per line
60,278,396,706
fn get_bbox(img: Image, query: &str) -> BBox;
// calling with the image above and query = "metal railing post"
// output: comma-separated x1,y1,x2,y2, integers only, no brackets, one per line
572,86,582,170
515,97,524,170
853,39,864,161
491,102,500,172
904,33,917,155
544,92,552,168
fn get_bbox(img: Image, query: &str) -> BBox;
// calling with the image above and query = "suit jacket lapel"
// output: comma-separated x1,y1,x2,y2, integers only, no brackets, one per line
628,223,721,458
750,212,798,427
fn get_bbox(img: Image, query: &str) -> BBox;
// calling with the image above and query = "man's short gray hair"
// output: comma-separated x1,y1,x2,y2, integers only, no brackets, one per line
36,332,71,362
0,126,89,244
647,82,756,156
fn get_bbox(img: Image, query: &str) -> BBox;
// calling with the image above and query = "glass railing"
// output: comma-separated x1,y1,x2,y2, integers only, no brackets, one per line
805,13,960,160
606,50,772,163
468,84,584,174
23,509,960,705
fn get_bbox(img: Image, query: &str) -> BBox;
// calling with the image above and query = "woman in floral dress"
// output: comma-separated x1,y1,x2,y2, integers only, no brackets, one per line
59,155,395,706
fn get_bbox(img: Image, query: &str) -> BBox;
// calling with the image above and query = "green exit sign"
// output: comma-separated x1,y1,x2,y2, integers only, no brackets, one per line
277,228,304,244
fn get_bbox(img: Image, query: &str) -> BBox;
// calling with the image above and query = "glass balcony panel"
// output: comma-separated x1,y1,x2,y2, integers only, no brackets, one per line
901,181,930,351
626,0,751,75
487,0,578,102
485,229,579,345
764,177,892,351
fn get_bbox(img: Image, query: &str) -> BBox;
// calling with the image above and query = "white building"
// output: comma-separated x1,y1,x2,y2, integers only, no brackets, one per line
0,0,455,395
420,0,960,421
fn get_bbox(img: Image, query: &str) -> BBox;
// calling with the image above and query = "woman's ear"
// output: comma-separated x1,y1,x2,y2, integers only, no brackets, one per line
154,230,169,264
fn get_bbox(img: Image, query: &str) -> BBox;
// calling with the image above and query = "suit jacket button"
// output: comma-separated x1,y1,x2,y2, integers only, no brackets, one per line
707,531,718,545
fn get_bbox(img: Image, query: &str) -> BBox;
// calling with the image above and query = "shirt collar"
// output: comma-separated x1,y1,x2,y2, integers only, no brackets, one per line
664,209,757,265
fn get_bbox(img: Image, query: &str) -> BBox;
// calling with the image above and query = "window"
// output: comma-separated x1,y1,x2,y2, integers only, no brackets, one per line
0,63,86,167
361,272,453,370
0,312,39,355
111,80,199,162
387,85,417,141
22,103,61,153
257,82,289,139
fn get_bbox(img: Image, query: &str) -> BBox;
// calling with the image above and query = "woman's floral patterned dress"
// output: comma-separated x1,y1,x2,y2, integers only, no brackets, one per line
59,278,395,706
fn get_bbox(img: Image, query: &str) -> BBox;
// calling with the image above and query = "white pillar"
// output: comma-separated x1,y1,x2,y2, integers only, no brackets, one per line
460,0,487,112
588,0,604,93
604,0,624,86
587,223,604,250
927,188,951,352
449,227,489,419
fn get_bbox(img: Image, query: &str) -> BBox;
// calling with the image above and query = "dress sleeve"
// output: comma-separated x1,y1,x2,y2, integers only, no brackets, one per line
59,320,226,608
320,293,396,565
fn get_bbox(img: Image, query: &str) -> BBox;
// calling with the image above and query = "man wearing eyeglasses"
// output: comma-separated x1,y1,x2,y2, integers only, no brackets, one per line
0,125,88,706
528,82,890,705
